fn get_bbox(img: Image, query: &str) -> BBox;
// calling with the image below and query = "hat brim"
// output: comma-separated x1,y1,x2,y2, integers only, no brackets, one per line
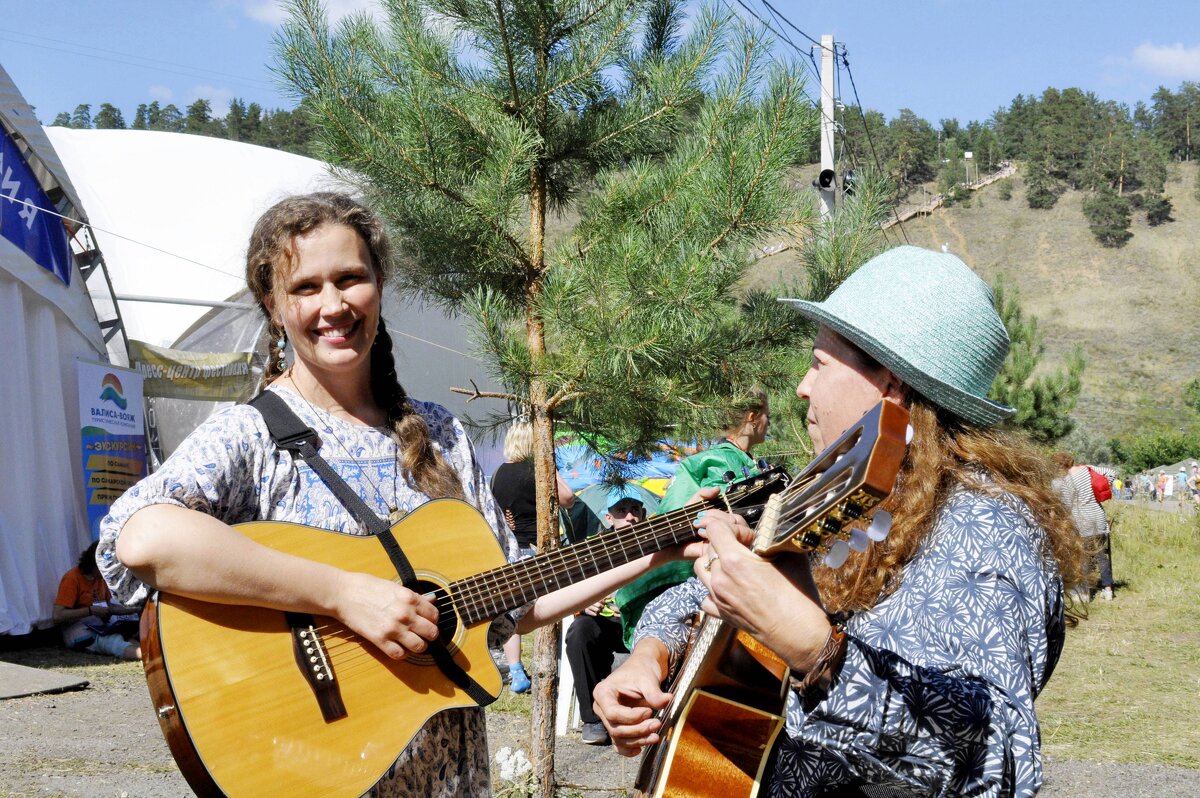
781,298,1015,427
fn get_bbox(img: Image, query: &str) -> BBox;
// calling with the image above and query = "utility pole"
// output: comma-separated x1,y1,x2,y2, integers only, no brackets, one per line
817,34,836,218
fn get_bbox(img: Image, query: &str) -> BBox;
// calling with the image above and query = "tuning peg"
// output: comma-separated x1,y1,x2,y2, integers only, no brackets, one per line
823,539,850,568
841,501,864,520
848,528,869,552
866,510,892,541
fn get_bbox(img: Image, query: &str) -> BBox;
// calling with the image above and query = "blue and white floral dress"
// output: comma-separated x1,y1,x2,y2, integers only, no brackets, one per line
635,485,1065,798
98,385,518,798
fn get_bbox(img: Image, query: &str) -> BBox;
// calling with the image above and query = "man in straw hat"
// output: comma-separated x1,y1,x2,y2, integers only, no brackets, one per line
594,246,1087,796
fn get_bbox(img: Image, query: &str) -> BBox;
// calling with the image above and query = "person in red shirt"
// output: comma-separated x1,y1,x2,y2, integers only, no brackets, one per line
54,542,140,661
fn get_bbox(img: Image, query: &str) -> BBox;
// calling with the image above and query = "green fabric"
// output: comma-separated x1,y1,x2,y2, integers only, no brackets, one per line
614,441,759,648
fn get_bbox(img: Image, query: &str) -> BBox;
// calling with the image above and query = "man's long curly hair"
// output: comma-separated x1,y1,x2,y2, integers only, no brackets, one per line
813,397,1088,616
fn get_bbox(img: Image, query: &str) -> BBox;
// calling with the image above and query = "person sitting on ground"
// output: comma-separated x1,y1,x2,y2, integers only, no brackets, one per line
567,486,644,745
53,541,141,661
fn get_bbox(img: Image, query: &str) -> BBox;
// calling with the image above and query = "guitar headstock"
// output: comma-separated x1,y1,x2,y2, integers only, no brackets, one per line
752,401,909,561
718,466,792,527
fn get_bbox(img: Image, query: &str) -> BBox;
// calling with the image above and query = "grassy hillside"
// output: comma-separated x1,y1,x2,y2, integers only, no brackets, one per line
913,166,1199,443
744,164,1200,444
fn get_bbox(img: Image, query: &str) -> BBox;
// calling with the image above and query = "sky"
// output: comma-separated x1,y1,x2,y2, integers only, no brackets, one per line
3,1,1200,127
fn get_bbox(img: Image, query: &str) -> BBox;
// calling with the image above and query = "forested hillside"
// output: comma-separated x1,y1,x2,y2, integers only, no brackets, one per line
45,97,316,156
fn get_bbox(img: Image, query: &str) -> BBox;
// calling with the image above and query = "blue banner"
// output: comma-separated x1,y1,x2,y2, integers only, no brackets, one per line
1,127,72,285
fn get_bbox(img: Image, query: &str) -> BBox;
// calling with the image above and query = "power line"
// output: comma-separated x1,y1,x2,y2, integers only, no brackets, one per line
0,30,277,99
721,0,823,112
839,45,910,243
757,0,823,47
0,194,244,280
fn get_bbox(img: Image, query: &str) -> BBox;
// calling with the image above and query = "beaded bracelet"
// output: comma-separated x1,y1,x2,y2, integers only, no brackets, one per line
789,622,847,696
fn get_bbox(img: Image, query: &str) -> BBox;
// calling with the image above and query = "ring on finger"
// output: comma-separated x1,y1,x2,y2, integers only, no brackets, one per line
704,553,720,571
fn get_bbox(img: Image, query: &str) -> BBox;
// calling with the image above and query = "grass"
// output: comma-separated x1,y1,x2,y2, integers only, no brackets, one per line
1036,505,1200,767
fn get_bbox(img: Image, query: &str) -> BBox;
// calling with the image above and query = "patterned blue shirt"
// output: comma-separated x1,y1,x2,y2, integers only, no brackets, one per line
634,485,1065,797
97,386,518,798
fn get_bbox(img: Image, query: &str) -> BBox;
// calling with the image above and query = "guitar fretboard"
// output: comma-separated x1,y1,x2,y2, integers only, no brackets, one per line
449,501,711,625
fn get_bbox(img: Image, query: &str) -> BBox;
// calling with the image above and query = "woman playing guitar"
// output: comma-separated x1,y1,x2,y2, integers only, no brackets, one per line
95,193,702,797
594,246,1088,797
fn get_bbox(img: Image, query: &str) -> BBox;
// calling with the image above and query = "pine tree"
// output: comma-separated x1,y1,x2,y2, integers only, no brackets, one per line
1023,154,1059,209
1082,188,1133,247
184,99,214,135
225,98,248,141
937,140,969,205
278,1,822,789
988,276,1085,443
93,103,126,129
69,103,92,129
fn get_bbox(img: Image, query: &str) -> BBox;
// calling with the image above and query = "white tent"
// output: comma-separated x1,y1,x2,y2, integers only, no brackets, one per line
0,65,107,635
44,127,351,353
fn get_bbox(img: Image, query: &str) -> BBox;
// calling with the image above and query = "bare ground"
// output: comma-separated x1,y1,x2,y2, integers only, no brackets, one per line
0,646,1195,797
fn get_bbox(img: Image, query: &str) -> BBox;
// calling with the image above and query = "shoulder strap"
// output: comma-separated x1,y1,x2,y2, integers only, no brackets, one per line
247,391,495,707
248,391,394,540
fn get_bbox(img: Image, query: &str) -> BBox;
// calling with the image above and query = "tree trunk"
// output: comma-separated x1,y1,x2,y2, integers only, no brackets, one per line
526,74,560,793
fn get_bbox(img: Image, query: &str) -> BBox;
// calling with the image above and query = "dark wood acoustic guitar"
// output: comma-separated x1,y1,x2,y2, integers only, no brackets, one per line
633,400,910,798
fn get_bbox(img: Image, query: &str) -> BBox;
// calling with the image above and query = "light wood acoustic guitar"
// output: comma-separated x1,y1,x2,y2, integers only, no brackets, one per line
633,400,910,798
140,467,790,798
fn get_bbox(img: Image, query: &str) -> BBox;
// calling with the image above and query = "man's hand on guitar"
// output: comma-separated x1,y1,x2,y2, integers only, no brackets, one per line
592,640,673,757
692,514,832,672
334,571,441,660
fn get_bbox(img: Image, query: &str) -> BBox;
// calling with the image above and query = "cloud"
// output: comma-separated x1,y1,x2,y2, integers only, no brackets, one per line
230,0,383,26
148,85,174,102
1130,42,1200,80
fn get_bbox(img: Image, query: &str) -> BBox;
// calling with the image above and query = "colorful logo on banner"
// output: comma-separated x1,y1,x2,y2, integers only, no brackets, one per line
128,339,256,401
77,362,147,539
1,126,72,285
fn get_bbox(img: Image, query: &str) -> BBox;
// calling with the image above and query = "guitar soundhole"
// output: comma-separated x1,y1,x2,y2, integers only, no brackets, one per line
413,580,462,657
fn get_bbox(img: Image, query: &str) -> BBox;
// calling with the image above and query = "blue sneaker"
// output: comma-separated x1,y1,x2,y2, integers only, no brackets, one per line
509,663,531,694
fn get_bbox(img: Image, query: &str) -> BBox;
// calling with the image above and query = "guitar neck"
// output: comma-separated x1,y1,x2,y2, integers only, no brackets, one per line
450,501,712,625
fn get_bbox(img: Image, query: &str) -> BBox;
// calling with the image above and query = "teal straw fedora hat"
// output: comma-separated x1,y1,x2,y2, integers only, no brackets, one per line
780,245,1014,427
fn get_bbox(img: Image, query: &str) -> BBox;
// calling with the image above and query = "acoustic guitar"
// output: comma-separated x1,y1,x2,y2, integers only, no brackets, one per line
633,400,910,798
141,468,789,798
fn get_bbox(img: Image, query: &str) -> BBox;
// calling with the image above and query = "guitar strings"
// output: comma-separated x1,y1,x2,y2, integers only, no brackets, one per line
299,483,785,672
312,475,833,675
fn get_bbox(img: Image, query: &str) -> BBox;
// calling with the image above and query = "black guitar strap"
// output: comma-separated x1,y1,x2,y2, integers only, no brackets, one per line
248,391,495,708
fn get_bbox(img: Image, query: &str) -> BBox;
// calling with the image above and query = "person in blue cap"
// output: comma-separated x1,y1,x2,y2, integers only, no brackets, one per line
595,246,1088,797
566,485,646,745
613,388,769,649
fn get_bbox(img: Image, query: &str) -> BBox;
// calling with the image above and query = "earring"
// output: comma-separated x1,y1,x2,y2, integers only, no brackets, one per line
274,333,287,371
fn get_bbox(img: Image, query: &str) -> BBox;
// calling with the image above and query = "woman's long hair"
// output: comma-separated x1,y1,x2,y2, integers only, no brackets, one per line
814,398,1087,614
245,192,463,500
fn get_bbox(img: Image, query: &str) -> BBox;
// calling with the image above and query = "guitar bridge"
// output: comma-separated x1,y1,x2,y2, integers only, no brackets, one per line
286,612,348,723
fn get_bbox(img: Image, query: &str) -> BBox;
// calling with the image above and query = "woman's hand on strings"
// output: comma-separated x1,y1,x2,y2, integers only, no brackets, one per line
692,512,830,671
335,572,440,660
